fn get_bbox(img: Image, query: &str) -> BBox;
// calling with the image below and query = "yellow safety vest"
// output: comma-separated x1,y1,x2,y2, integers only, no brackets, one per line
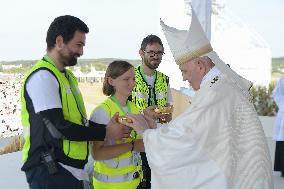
92,97,142,189
132,65,169,110
21,56,88,167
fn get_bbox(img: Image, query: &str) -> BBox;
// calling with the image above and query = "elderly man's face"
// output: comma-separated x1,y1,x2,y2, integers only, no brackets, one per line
179,58,205,90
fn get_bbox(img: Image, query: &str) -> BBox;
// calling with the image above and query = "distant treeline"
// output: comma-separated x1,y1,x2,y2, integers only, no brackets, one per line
0,58,140,74
1,57,284,75
272,57,284,70
272,57,284,79
272,57,284,63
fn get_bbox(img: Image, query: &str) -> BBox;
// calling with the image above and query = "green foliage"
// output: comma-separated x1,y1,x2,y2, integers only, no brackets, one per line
252,57,284,116
0,58,140,73
80,65,91,73
250,81,278,116
0,60,36,66
4,67,29,74
93,63,107,71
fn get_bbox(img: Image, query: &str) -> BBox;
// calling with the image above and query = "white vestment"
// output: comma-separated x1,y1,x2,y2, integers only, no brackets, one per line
272,76,284,141
143,74,273,189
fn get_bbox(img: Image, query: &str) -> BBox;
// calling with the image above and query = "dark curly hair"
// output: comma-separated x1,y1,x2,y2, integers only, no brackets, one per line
46,15,89,51
140,34,164,51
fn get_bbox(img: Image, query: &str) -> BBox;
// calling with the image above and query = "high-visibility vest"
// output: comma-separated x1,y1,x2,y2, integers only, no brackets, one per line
132,65,169,110
92,97,142,189
21,56,89,169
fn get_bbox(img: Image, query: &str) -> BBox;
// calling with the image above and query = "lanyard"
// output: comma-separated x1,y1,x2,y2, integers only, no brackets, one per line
110,95,137,140
110,95,131,115
65,72,87,119
43,54,57,68
43,54,87,120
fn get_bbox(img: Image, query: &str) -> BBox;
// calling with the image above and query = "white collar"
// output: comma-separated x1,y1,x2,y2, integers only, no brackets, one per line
200,66,221,87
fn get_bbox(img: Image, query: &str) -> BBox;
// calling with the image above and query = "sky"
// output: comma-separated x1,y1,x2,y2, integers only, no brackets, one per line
226,0,284,58
0,0,283,61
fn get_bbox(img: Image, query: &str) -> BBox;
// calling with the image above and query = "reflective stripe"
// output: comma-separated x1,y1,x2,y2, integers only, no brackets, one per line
76,86,81,94
98,152,140,168
156,92,167,100
134,92,148,100
64,85,72,94
94,171,140,183
23,126,30,136
42,117,64,139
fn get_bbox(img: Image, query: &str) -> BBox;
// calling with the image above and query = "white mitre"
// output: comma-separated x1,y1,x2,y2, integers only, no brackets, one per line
160,8,253,98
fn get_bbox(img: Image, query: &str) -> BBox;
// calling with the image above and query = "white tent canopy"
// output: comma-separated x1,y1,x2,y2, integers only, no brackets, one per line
73,67,106,83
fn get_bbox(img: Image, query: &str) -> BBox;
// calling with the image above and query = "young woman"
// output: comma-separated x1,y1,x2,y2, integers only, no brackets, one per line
90,60,144,189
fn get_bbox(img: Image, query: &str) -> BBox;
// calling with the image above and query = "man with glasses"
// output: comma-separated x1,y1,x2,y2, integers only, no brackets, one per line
131,34,173,189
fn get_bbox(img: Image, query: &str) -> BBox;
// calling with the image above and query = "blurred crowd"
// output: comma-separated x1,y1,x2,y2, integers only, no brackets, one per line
0,79,22,137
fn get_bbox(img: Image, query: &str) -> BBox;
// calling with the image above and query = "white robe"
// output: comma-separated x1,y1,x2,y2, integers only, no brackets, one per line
272,76,284,141
143,74,273,189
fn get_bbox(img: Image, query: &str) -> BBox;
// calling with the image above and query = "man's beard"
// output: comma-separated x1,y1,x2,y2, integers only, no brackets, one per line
143,56,160,70
60,50,78,67
67,56,77,66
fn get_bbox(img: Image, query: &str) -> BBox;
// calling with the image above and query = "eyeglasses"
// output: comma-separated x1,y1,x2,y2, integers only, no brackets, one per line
144,50,165,57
